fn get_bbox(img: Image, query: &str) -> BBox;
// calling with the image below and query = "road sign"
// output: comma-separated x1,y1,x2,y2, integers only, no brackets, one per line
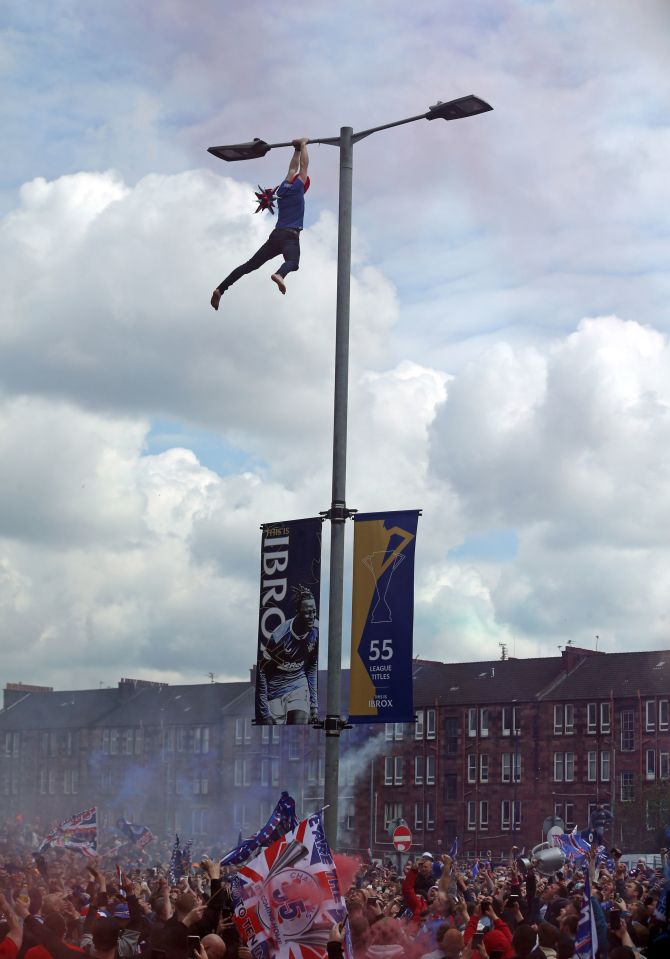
393,824,412,852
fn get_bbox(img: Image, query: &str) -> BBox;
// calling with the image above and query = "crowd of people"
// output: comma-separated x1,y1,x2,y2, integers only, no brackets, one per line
1,820,668,959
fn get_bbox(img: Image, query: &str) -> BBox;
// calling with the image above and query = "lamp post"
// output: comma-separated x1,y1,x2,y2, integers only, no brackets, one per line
208,94,493,847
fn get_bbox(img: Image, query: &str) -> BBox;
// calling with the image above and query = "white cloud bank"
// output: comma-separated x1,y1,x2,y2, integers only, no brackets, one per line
1,170,669,690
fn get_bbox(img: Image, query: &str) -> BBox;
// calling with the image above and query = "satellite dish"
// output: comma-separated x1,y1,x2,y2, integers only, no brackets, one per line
542,815,565,836
547,825,564,841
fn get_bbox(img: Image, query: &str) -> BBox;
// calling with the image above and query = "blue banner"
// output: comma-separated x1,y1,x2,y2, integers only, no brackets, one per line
255,517,322,725
348,510,420,724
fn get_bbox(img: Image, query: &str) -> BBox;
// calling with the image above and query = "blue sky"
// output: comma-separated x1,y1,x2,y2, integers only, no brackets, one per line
1,0,670,688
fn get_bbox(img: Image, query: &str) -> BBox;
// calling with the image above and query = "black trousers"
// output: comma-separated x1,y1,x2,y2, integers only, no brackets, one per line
217,228,301,292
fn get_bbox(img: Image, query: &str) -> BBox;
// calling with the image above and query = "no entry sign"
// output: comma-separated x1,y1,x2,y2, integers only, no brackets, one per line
392,824,412,852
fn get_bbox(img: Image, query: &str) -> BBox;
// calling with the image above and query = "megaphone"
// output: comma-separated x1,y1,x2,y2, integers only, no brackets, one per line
529,842,566,877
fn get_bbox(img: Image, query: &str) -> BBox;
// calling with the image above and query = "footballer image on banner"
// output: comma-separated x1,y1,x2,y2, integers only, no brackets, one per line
348,510,420,724
255,517,322,725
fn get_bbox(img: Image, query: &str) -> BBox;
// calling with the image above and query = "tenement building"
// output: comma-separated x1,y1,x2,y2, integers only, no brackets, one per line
0,647,668,856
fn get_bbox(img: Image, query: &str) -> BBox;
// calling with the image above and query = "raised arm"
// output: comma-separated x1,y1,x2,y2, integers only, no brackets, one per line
287,138,309,183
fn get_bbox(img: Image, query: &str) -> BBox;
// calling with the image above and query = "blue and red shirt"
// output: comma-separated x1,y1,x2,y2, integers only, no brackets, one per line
275,176,309,230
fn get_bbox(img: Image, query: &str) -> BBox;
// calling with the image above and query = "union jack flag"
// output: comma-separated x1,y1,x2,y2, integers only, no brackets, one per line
221,791,298,867
231,812,352,959
38,806,97,858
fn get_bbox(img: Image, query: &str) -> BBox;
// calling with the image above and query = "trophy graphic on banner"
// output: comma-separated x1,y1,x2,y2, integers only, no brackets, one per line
362,549,407,624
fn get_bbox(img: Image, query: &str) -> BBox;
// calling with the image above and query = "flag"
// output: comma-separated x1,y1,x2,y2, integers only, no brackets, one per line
448,837,459,859
168,835,193,884
116,817,154,849
574,874,597,959
38,806,97,858
348,510,420,724
470,861,480,879
255,518,322,726
231,811,352,959
221,792,298,867
551,831,594,861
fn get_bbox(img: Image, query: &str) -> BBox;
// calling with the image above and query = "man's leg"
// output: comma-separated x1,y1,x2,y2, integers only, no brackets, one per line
270,232,301,295
211,232,281,309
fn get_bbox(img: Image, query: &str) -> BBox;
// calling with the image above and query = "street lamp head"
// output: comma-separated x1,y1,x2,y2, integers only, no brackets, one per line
207,138,271,162
426,95,493,121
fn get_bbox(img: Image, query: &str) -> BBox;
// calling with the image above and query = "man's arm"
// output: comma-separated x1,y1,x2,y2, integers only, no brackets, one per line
287,138,309,183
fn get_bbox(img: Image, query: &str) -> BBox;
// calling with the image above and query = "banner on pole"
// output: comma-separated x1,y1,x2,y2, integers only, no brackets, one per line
255,518,322,725
231,812,352,959
348,510,420,724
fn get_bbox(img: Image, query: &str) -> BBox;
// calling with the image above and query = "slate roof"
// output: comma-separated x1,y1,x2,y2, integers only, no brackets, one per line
537,649,670,701
1,649,668,730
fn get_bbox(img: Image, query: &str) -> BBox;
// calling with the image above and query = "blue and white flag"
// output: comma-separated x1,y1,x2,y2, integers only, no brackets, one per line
168,835,193,884
448,837,459,858
220,791,298,866
574,874,597,959
38,806,97,858
470,861,480,879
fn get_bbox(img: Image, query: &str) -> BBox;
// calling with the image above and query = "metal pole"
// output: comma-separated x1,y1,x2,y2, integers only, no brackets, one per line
323,127,354,847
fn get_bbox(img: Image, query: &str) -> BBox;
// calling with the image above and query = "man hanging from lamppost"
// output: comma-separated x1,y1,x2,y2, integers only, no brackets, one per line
210,138,310,309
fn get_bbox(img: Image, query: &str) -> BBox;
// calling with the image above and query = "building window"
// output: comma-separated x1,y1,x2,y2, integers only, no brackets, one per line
426,801,435,830
646,749,656,780
480,709,489,737
480,754,489,783
501,800,511,830
383,802,403,831
587,703,597,734
272,726,280,744
426,709,436,740
553,751,574,783
468,708,477,737
110,729,119,755
415,710,424,740
234,759,243,786
660,752,669,780
467,801,476,830
272,759,280,786
660,700,669,732
394,756,404,785
306,759,317,785
235,719,243,744
646,700,656,732
620,710,635,751
415,755,424,785
318,758,325,785
261,726,270,744
502,706,520,735
588,751,597,782
288,737,300,761
445,717,458,755
554,705,564,735
554,752,563,782
444,773,457,801
620,772,634,802
426,755,435,785
261,759,270,787
600,702,610,734
480,801,489,829
601,751,611,782
384,757,393,786
513,752,521,782
502,753,511,783
565,704,574,734
414,802,423,830
468,754,477,783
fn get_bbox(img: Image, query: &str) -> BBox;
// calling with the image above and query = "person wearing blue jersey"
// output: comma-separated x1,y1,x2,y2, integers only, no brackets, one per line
256,586,319,725
210,138,310,309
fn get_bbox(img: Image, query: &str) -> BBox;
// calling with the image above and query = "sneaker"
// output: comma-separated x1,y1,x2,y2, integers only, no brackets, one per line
271,274,286,295
211,289,222,310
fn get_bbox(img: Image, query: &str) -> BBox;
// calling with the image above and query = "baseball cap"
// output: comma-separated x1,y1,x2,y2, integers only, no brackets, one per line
113,902,130,919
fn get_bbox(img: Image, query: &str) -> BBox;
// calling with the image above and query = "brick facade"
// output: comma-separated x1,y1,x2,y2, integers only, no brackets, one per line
1,649,668,855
